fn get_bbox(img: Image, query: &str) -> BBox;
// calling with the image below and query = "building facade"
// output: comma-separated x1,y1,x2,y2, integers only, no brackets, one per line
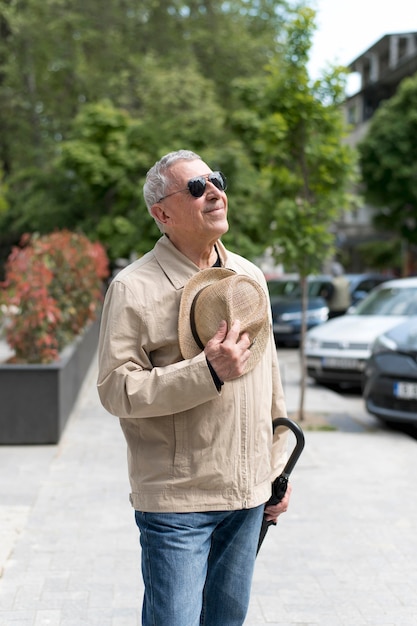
338,32,417,271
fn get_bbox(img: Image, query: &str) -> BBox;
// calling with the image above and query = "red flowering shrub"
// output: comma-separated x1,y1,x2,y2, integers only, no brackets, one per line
1,230,109,363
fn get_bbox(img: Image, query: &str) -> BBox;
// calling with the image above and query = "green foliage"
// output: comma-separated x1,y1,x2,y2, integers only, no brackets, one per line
0,0,289,173
3,100,157,260
132,57,227,155
232,7,357,277
0,0,293,263
0,0,357,276
358,74,417,245
268,198,338,275
228,5,357,421
1,230,109,363
356,239,402,274
0,170,8,216
2,92,272,261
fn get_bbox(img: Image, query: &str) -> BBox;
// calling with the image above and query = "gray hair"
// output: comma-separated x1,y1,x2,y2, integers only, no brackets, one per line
143,150,202,230
331,262,344,277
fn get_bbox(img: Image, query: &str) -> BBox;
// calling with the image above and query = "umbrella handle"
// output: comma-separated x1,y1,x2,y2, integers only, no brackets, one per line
272,417,305,477
256,417,305,554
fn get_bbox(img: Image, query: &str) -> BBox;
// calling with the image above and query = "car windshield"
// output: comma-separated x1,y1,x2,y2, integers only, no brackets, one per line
355,286,417,316
268,278,329,299
267,280,299,297
307,280,329,297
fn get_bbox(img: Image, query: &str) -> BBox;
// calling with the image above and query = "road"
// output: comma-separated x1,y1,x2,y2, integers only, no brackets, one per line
277,347,417,437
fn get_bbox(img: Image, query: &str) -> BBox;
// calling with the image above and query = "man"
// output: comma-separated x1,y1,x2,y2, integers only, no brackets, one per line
97,150,291,626
326,262,351,318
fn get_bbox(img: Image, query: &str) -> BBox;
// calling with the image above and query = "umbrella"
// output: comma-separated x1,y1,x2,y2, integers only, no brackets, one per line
257,417,305,554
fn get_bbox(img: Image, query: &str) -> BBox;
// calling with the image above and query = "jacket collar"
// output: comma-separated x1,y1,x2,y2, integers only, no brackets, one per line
153,236,229,290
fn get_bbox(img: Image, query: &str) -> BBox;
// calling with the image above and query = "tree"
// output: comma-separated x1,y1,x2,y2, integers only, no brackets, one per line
232,7,357,420
0,0,292,264
3,94,267,262
358,73,417,275
3,100,154,261
0,0,290,175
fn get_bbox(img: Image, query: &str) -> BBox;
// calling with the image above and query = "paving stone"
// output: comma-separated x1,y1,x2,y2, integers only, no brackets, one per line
1,350,417,625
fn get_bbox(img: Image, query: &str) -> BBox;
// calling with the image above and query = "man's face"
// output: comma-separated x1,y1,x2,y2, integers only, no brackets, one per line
152,159,229,249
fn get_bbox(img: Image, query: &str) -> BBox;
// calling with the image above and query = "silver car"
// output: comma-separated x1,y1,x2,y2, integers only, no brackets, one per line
305,277,417,388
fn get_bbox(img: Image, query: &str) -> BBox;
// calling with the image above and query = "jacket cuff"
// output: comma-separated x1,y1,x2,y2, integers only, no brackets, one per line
206,357,224,392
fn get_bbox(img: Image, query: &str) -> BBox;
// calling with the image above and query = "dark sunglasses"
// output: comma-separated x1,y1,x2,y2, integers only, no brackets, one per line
158,171,227,202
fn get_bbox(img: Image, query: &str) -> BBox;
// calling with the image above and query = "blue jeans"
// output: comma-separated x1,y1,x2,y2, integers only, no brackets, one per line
135,505,264,626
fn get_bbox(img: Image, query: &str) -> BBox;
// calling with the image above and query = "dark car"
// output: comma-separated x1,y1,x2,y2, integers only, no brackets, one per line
267,276,330,346
363,317,417,425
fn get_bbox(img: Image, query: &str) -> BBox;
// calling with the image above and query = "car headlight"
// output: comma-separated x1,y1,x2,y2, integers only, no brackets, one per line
281,307,328,323
281,311,301,321
371,333,398,355
307,307,329,323
305,336,321,351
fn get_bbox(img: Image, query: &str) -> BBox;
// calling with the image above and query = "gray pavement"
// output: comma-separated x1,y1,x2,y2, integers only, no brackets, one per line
1,348,417,625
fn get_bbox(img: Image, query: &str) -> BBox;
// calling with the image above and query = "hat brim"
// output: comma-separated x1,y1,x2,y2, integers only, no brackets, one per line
178,268,270,375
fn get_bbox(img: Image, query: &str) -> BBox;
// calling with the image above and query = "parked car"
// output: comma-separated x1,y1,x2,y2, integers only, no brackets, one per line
363,317,417,424
267,272,388,347
267,276,329,346
344,273,389,305
305,277,417,388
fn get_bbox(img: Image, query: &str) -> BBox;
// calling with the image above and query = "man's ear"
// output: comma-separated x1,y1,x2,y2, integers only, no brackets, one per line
151,204,170,225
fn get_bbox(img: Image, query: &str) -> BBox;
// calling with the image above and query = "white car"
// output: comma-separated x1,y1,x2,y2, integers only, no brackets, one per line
305,277,417,388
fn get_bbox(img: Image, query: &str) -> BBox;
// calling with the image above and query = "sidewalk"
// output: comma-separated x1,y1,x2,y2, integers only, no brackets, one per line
1,350,417,625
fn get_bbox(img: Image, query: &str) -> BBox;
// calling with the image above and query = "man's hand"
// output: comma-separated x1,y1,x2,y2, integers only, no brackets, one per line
263,483,292,523
204,320,251,382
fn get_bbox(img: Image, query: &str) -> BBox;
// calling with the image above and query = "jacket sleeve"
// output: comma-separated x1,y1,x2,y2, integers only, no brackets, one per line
97,280,220,419
270,331,289,476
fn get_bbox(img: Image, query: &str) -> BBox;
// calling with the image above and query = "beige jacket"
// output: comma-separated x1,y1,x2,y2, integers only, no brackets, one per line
97,236,288,512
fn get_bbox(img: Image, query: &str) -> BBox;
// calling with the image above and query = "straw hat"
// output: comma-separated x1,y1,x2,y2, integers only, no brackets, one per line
178,268,270,374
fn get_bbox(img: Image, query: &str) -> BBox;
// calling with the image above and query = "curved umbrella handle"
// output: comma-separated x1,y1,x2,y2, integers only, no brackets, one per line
257,417,305,554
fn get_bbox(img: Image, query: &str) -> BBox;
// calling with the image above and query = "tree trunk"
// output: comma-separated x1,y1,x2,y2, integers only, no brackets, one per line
298,274,308,421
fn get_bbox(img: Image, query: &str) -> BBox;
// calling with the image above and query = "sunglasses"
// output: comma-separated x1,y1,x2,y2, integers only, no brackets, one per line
158,171,227,202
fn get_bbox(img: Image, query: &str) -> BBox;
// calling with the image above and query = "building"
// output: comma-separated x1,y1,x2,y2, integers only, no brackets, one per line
337,32,417,271
345,32,417,145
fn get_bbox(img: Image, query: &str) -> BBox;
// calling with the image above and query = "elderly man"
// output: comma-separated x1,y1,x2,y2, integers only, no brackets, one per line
97,150,291,626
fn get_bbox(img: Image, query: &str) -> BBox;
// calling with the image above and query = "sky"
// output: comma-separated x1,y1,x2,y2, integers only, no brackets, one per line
307,0,417,90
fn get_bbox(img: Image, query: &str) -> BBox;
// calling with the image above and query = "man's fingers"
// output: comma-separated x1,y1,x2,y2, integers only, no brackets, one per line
264,484,292,522
207,320,251,348
212,319,228,342
224,320,250,349
209,320,245,346
226,319,241,341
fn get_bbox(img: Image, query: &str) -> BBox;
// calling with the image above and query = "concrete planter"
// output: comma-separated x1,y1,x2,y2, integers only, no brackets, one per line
0,320,99,445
